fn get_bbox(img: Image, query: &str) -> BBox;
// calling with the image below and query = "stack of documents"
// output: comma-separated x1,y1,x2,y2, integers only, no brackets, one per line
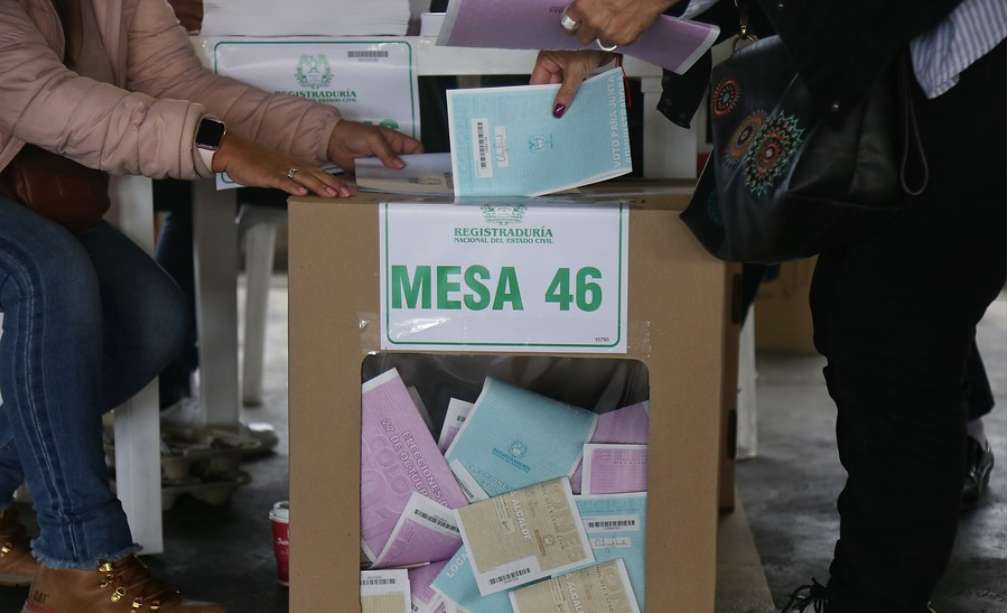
359,366,651,612
201,0,411,36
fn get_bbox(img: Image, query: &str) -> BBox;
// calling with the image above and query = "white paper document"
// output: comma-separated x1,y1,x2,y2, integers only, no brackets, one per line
361,569,412,613
575,493,647,609
508,559,641,613
454,478,595,596
361,368,469,562
581,444,648,495
356,153,455,196
447,69,632,197
444,377,598,500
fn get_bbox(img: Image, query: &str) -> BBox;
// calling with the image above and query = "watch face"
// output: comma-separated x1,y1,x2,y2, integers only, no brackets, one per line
196,118,226,150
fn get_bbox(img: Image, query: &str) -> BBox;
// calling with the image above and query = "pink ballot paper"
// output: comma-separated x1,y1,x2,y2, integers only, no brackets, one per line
361,369,469,563
409,561,449,613
581,444,649,495
371,492,464,569
436,0,719,75
571,401,649,493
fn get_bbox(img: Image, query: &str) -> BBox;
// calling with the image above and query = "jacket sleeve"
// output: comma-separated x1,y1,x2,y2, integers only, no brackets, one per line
122,0,342,168
0,0,209,179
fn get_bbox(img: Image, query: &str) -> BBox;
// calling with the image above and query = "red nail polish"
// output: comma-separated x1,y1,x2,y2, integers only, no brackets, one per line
553,103,566,118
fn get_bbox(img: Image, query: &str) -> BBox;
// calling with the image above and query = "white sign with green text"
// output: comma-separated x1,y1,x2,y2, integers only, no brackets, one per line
379,200,629,353
206,36,420,189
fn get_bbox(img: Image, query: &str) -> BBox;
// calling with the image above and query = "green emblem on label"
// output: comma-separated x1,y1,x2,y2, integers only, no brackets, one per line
481,204,527,226
295,54,333,90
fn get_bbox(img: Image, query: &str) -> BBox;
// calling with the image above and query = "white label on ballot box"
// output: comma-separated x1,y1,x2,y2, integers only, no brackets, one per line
379,200,629,353
206,36,420,190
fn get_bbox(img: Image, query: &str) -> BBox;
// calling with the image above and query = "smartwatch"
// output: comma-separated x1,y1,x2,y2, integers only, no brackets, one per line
195,117,227,151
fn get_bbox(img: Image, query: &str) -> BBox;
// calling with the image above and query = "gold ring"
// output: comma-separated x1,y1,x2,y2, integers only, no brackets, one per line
595,38,618,52
559,7,580,33
286,168,299,179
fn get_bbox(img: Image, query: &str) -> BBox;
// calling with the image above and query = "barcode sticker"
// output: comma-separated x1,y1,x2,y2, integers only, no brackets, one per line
472,118,492,179
584,514,640,533
348,50,389,59
488,567,530,587
413,507,459,533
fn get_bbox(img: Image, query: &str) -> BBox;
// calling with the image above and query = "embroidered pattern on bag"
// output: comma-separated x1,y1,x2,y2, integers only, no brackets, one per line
726,112,766,164
712,77,740,117
743,112,804,195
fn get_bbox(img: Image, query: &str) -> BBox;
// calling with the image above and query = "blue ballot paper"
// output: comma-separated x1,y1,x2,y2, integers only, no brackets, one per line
430,546,514,613
447,68,632,197
574,493,648,610
444,378,598,501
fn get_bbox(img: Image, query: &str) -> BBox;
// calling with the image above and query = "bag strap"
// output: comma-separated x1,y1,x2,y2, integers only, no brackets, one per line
731,0,758,52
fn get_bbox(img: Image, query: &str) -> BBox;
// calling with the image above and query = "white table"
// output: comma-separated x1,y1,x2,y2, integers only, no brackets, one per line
107,35,699,553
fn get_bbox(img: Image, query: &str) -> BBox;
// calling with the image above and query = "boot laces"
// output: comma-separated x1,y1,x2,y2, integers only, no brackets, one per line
98,555,181,610
780,577,828,613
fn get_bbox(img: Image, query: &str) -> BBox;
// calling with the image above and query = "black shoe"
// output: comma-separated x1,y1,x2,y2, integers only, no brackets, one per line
962,438,994,509
780,578,828,612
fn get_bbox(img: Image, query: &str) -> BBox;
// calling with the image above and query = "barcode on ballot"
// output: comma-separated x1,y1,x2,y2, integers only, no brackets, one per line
361,577,396,586
488,568,530,586
587,518,638,530
413,508,459,533
472,118,492,178
348,50,389,58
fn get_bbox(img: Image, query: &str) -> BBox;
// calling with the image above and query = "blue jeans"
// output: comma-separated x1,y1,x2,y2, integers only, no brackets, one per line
0,197,188,568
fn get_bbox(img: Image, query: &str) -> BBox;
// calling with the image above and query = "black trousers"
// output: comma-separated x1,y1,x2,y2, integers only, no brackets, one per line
812,42,1006,612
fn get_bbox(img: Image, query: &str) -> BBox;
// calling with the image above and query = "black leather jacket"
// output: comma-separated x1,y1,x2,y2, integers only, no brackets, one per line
657,0,964,128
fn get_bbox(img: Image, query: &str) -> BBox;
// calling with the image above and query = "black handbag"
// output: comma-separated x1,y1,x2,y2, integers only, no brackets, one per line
681,34,925,263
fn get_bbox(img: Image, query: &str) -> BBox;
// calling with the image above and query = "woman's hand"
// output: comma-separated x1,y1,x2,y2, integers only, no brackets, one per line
167,0,203,33
326,120,424,175
561,0,677,48
530,50,615,118
212,133,352,197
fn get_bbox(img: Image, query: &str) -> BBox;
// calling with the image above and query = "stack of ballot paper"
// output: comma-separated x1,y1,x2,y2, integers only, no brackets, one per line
359,366,652,612
201,0,411,36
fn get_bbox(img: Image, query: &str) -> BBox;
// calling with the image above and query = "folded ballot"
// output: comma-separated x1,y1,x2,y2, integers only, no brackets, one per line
509,559,641,613
430,546,514,613
437,0,718,75
445,377,598,501
575,493,647,609
446,69,632,197
371,492,463,569
437,398,474,453
361,569,412,613
454,478,594,595
571,401,650,493
409,561,449,613
361,368,469,562
581,444,649,495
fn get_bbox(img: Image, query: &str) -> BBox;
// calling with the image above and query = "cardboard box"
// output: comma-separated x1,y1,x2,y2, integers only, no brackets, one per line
754,257,817,354
287,186,734,612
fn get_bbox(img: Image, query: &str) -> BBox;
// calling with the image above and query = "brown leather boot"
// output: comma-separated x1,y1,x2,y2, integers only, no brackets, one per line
0,507,40,587
22,554,225,613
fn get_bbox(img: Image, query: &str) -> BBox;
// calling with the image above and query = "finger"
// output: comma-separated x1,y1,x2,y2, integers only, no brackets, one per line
552,59,595,118
530,51,561,85
298,169,352,198
370,131,407,170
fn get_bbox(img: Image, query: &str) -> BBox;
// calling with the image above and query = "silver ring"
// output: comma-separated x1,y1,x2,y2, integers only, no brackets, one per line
286,168,299,179
559,7,580,33
595,38,618,52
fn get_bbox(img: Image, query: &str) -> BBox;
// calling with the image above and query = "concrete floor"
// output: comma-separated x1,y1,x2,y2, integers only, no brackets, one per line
0,278,1001,613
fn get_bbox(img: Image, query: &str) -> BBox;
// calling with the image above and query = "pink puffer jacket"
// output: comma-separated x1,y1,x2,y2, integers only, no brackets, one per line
0,0,342,179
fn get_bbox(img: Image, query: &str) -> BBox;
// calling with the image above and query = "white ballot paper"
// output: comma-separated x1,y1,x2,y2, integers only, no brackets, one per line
361,569,412,613
356,153,455,196
581,444,648,495
409,561,449,613
438,398,475,453
454,478,594,596
372,492,464,569
575,493,647,610
445,377,598,501
430,546,514,613
571,401,650,493
361,368,469,562
508,559,641,613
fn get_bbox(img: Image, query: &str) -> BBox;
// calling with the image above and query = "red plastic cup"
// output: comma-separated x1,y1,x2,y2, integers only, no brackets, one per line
269,501,290,586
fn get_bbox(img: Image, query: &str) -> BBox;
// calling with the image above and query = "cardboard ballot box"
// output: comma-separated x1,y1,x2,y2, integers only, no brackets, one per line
287,185,737,612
